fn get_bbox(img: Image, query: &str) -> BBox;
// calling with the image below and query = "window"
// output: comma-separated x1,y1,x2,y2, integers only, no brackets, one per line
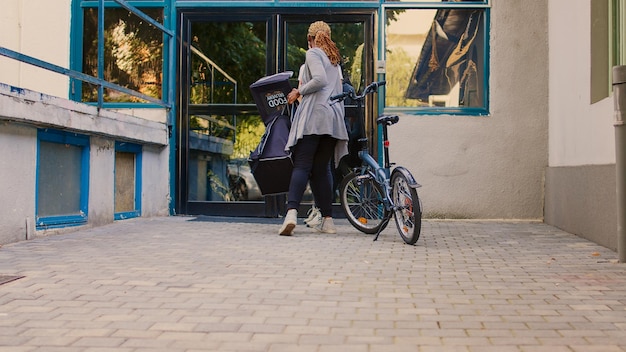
74,3,164,104
382,3,488,114
591,0,625,103
612,0,626,76
115,142,142,220
36,129,90,229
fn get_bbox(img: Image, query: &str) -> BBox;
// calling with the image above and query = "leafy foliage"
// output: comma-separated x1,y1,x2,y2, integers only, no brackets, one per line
82,8,163,102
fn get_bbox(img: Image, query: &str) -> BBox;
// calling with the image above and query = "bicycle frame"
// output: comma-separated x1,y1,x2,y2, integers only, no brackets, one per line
355,122,394,212
332,80,422,243
347,84,408,212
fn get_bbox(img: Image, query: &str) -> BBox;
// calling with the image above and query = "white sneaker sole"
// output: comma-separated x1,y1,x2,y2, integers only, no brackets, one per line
279,223,296,236
315,227,336,234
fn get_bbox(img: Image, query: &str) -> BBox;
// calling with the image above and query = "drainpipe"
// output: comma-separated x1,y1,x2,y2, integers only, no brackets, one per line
613,65,626,263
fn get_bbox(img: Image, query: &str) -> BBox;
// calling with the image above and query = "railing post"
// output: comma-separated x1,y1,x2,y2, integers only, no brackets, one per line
97,0,105,110
613,65,626,263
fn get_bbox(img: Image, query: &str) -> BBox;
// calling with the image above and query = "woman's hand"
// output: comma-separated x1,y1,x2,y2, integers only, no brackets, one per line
287,88,300,104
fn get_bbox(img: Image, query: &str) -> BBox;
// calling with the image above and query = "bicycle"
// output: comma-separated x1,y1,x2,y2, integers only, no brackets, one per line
331,81,422,244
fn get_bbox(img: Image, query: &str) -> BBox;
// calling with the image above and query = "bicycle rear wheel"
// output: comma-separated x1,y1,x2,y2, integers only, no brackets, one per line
339,171,389,234
390,171,422,244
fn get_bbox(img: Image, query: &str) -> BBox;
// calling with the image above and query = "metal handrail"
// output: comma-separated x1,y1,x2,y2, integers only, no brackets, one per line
0,46,170,109
191,45,238,105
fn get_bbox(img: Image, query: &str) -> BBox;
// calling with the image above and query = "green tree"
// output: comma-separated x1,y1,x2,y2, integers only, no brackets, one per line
386,47,420,107
191,22,267,104
82,8,163,102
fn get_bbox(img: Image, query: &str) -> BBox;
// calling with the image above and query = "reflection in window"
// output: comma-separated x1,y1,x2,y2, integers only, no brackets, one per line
286,22,366,92
191,46,238,105
189,114,236,143
232,115,266,160
190,22,267,105
82,8,163,103
188,22,269,202
385,7,485,109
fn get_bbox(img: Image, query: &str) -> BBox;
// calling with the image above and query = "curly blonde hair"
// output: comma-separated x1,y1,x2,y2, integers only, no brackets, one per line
308,21,341,66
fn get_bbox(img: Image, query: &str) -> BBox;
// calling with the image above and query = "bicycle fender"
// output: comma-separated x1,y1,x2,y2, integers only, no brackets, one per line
392,167,421,189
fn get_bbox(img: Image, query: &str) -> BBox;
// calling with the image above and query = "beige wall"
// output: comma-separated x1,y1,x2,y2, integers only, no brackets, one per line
0,0,72,97
548,0,615,167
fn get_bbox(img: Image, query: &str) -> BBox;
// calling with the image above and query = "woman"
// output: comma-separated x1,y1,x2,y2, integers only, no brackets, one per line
279,21,349,236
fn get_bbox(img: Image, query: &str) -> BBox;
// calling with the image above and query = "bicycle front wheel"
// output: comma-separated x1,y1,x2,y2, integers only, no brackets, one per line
391,171,422,244
339,172,390,234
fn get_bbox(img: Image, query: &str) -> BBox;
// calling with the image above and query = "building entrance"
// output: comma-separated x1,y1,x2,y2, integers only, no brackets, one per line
176,9,375,217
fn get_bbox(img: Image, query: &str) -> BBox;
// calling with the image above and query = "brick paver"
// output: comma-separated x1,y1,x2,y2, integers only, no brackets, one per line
0,216,624,351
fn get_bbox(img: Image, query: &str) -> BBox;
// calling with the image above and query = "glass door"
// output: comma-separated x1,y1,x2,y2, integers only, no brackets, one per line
177,10,375,217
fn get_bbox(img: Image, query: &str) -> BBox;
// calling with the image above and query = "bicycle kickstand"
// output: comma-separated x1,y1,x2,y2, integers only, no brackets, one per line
373,215,391,242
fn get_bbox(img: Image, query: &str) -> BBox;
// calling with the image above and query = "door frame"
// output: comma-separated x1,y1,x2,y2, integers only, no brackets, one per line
176,8,377,217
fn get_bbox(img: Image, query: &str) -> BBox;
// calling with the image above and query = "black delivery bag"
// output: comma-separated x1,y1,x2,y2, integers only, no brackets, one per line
248,71,294,195
250,71,293,125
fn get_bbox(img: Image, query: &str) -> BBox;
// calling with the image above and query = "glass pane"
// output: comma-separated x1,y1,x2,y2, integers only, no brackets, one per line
188,21,271,202
613,0,626,66
188,112,265,202
38,141,82,216
82,8,163,102
286,21,366,93
115,151,136,212
190,22,267,105
386,8,485,108
190,114,237,142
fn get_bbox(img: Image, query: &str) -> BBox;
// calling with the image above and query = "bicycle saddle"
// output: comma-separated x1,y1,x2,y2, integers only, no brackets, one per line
376,115,400,126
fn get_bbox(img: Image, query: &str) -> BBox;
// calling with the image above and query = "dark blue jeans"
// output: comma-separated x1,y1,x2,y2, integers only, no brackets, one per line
287,134,336,217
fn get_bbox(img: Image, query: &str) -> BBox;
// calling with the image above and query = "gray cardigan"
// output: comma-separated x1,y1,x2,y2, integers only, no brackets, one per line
286,47,349,165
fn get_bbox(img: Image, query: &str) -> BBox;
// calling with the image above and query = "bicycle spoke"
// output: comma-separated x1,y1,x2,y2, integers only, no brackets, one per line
390,171,422,245
340,172,389,234
330,81,421,243
347,185,383,220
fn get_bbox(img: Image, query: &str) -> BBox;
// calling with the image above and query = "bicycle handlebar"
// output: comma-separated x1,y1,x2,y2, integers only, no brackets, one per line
330,80,386,103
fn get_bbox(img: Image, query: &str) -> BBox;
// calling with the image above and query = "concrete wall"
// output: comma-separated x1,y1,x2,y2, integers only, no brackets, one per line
0,83,170,245
390,0,549,219
545,0,617,250
0,123,37,244
545,165,616,250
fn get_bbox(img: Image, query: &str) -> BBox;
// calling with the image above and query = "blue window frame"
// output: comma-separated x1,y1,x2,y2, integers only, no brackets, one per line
114,141,142,220
381,1,490,115
70,0,171,109
36,129,90,229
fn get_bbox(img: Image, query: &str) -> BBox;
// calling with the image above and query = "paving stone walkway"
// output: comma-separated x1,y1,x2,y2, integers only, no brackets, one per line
0,216,624,351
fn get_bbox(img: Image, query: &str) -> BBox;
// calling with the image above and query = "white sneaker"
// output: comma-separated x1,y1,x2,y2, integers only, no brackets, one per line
303,206,320,226
279,209,298,236
314,217,337,234
306,213,322,228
